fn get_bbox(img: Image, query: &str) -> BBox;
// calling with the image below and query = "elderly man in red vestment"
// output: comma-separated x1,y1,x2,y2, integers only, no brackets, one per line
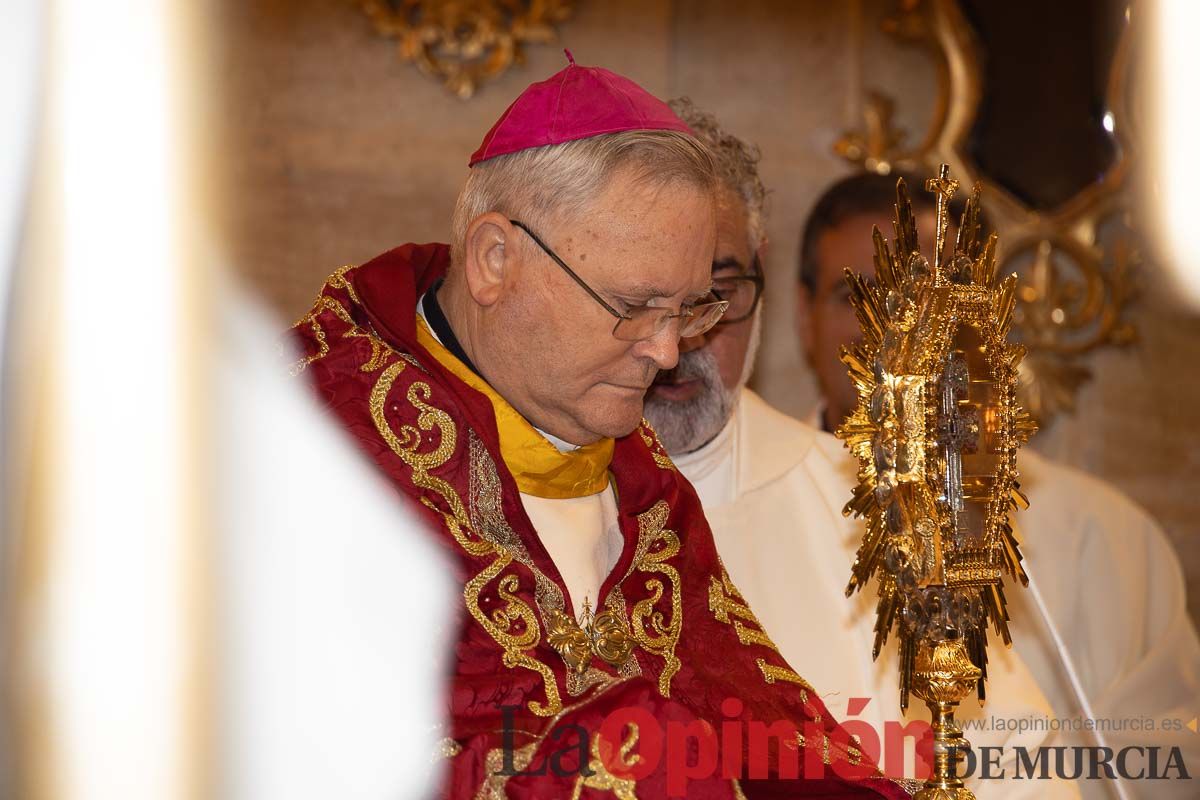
289,53,912,798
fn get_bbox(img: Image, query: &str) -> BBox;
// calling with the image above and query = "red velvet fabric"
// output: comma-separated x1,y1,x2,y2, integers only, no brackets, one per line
289,245,911,799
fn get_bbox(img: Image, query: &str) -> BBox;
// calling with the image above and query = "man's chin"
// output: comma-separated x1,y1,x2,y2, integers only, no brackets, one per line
580,398,645,441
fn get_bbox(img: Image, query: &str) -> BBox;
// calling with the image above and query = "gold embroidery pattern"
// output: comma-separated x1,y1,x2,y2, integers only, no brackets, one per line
371,361,561,716
467,433,628,697
734,623,777,651
367,339,655,716
709,570,814,697
472,679,636,800
708,573,779,653
326,292,391,373
324,263,364,305
604,588,644,682
347,326,391,372
464,558,561,715
890,777,925,794
570,724,641,800
756,659,815,693
288,288,358,375
476,739,539,800
299,292,356,329
793,731,851,767
288,268,392,375
628,501,682,696
288,314,330,376
468,433,562,593
370,365,480,550
638,419,676,471
290,269,351,329
303,264,626,718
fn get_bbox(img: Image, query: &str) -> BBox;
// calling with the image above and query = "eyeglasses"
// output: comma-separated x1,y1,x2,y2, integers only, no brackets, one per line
510,220,729,342
712,254,765,324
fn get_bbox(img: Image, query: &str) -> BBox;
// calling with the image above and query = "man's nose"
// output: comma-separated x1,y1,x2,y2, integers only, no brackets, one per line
633,326,681,371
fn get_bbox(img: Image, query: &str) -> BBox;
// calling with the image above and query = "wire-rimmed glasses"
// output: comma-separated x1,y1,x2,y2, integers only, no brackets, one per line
510,219,729,342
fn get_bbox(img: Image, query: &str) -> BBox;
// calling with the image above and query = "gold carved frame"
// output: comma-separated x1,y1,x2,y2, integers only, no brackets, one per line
836,0,1139,425
360,0,575,99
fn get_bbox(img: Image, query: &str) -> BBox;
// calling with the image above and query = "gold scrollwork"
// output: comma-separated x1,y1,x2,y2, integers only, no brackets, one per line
473,681,635,800
476,738,539,800
709,570,815,696
465,558,562,716
360,0,575,99
628,501,682,697
288,269,392,375
708,573,776,652
370,359,562,716
288,314,329,376
756,659,816,693
638,419,676,471
370,365,481,550
324,264,364,306
466,431,637,696
570,724,641,800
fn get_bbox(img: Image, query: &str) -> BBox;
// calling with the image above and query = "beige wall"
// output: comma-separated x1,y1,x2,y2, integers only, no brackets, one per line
219,0,1200,623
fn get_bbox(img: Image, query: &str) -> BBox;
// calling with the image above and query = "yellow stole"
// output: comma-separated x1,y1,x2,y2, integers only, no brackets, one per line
415,316,614,499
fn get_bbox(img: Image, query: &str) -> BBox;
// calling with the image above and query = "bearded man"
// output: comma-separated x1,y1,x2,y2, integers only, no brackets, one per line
288,57,909,798
646,100,1085,798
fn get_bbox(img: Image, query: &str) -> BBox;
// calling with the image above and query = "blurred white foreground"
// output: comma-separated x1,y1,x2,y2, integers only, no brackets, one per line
218,291,451,800
3,1,451,797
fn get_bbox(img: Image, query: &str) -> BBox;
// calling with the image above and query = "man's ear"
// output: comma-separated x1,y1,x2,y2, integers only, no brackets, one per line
463,212,517,307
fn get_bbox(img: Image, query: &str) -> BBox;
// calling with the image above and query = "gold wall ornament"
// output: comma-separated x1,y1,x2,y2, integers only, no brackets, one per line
833,0,1139,426
833,90,913,176
836,166,1036,800
360,0,574,99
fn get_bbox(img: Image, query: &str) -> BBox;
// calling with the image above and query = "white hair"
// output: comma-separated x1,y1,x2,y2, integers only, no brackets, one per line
450,129,716,267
